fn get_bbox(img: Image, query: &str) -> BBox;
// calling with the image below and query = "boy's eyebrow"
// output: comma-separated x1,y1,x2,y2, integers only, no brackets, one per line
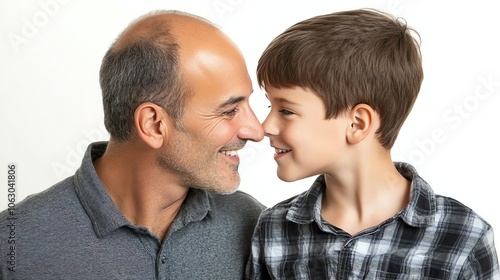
268,96,301,106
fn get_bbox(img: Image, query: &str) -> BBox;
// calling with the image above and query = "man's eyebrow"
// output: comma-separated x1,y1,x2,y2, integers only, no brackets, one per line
217,96,246,109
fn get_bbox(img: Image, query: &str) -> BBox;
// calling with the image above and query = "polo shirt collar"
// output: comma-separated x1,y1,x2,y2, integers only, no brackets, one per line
167,188,211,235
74,142,212,238
74,142,129,238
285,162,436,228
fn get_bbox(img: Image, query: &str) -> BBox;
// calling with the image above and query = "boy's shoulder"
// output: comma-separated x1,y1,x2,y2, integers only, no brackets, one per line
265,193,303,214
434,194,493,232
257,194,302,228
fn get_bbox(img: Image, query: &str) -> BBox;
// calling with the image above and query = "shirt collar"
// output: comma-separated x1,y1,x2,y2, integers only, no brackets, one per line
286,175,324,224
74,142,211,238
285,162,436,228
167,188,211,236
396,162,436,227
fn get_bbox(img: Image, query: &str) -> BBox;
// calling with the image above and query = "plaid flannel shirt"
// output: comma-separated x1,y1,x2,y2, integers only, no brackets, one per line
246,162,500,279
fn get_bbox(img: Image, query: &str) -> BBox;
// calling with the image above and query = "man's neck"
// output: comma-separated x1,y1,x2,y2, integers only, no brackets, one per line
93,140,189,242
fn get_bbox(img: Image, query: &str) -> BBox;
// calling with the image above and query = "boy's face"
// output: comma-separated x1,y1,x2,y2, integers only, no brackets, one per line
262,86,351,182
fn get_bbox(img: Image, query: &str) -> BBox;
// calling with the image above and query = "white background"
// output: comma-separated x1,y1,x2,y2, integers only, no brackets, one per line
1,0,499,254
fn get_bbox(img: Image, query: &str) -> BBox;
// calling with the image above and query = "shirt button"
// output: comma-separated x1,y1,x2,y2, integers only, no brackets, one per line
161,256,167,264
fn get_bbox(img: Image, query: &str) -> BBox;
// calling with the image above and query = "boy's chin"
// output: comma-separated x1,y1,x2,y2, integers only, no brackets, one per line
277,165,321,182
277,169,306,182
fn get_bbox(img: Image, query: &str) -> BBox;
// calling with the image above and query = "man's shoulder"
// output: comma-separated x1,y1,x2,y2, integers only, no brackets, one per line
208,190,266,214
0,176,77,223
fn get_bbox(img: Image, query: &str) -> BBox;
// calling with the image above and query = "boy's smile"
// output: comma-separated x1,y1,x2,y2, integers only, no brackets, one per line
273,146,292,159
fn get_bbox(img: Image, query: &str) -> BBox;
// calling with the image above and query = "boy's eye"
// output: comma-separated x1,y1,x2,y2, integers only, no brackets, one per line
279,109,294,116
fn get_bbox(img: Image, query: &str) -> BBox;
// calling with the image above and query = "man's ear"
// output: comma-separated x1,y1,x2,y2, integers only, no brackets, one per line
346,104,375,145
133,102,171,149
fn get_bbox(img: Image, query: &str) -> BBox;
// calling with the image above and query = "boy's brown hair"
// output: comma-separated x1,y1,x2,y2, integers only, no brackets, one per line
257,9,423,149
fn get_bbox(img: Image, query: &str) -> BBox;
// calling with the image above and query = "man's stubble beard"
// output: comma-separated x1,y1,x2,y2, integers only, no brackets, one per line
157,132,241,195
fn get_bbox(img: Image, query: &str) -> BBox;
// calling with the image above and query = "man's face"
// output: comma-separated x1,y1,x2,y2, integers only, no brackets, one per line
159,47,264,194
262,86,350,182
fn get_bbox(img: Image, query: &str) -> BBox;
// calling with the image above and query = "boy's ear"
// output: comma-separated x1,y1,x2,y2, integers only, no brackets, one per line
346,104,375,145
133,102,171,149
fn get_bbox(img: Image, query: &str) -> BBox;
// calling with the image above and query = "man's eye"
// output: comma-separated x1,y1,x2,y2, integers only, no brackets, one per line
279,109,294,116
223,108,238,117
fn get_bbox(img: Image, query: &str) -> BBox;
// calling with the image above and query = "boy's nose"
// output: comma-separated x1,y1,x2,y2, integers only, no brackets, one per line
262,113,278,137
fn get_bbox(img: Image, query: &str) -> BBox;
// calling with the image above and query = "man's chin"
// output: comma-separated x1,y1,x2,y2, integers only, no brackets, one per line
212,178,240,195
190,176,240,195
211,187,238,195
197,184,238,195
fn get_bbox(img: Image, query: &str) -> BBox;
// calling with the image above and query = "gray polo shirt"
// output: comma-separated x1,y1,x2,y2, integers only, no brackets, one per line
0,142,265,280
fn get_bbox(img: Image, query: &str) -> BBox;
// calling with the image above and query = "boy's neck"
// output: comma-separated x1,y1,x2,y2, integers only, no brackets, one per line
321,151,410,236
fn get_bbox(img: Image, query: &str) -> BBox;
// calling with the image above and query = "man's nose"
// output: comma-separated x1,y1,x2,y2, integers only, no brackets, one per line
238,108,264,142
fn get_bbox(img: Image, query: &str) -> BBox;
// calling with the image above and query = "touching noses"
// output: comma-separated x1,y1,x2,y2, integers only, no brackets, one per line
238,107,264,142
262,113,278,138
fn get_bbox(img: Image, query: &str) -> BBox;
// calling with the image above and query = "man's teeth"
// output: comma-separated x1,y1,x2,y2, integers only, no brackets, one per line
275,148,291,154
220,150,238,157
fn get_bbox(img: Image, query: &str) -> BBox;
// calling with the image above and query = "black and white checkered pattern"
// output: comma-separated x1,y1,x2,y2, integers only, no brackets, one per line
246,163,500,279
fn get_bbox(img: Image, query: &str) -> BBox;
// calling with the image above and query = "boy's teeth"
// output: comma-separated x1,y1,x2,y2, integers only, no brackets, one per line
275,148,291,154
220,150,238,157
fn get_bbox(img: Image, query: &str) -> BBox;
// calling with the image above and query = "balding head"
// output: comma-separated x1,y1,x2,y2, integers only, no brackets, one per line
100,10,247,142
112,11,217,52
